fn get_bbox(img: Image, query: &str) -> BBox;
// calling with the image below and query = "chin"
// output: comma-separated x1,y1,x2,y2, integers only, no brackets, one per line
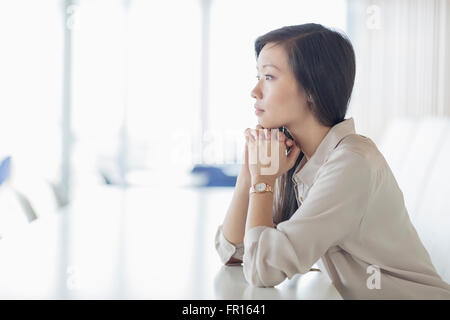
258,118,281,130
258,120,270,129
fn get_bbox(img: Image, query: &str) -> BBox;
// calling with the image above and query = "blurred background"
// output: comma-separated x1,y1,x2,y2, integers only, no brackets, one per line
0,0,449,299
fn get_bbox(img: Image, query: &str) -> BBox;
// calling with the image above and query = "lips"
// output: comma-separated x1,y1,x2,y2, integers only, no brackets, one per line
254,105,264,112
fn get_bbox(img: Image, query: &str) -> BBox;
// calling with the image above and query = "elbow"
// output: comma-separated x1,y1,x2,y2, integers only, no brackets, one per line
242,236,287,287
243,260,286,288
244,270,269,288
245,273,285,288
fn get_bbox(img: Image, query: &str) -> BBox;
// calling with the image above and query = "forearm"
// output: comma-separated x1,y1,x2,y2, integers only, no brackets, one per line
222,167,251,245
246,176,276,232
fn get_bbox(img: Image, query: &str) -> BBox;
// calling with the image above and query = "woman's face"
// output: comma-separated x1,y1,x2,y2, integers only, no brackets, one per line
251,42,310,129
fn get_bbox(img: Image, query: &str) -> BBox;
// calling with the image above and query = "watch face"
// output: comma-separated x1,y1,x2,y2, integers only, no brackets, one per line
255,183,266,192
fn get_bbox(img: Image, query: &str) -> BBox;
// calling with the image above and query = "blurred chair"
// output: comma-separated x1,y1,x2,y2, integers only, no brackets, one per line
10,176,61,220
0,156,60,233
379,116,450,283
0,185,30,239
0,156,35,238
190,164,238,187
0,156,11,185
11,188,38,223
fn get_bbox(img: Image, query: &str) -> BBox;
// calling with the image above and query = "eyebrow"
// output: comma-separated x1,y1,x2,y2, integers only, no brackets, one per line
256,64,281,71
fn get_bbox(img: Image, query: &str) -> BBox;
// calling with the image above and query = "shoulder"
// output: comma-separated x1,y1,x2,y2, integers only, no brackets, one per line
333,134,384,170
317,134,382,188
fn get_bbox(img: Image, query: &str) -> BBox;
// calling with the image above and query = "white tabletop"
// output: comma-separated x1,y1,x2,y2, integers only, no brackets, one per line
0,184,342,299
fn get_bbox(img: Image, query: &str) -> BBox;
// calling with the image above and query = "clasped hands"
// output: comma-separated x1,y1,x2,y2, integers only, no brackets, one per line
243,124,301,183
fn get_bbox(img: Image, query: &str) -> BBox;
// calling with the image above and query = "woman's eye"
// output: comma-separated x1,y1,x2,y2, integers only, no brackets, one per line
256,75,273,81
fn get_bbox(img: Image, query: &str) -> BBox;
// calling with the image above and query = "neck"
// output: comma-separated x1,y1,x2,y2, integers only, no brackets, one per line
286,117,331,160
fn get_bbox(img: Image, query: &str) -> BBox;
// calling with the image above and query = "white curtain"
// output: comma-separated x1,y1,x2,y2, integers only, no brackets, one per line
346,0,450,144
0,0,63,182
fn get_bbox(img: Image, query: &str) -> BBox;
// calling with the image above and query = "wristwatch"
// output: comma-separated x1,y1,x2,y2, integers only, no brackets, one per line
249,182,273,194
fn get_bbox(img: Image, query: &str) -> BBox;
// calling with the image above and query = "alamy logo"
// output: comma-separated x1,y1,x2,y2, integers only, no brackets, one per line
366,5,381,30
260,131,280,176
247,129,281,176
366,264,381,289
67,265,81,291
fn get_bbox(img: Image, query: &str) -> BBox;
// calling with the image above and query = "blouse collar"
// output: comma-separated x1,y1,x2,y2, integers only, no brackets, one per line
292,117,357,187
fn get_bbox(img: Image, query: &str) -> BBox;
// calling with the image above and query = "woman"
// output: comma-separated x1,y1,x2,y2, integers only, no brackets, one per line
214,23,450,299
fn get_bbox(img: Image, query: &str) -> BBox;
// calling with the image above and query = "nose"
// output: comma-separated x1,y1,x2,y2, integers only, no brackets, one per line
250,82,262,100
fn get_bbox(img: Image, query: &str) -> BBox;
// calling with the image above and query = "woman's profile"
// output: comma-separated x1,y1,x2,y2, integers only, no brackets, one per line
214,23,450,299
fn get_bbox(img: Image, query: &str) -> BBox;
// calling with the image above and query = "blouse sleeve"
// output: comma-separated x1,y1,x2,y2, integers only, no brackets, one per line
215,224,244,265
243,149,374,287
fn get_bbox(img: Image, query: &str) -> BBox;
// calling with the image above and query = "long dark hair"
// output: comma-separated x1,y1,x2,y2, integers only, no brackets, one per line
254,23,356,224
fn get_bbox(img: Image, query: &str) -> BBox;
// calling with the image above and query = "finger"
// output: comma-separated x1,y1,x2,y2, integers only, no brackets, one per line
264,129,271,142
251,129,258,141
257,129,263,140
271,129,278,141
244,128,251,137
244,128,254,141
277,130,286,142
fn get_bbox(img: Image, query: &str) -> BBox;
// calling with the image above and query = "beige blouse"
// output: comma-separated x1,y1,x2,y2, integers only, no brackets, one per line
215,117,450,299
